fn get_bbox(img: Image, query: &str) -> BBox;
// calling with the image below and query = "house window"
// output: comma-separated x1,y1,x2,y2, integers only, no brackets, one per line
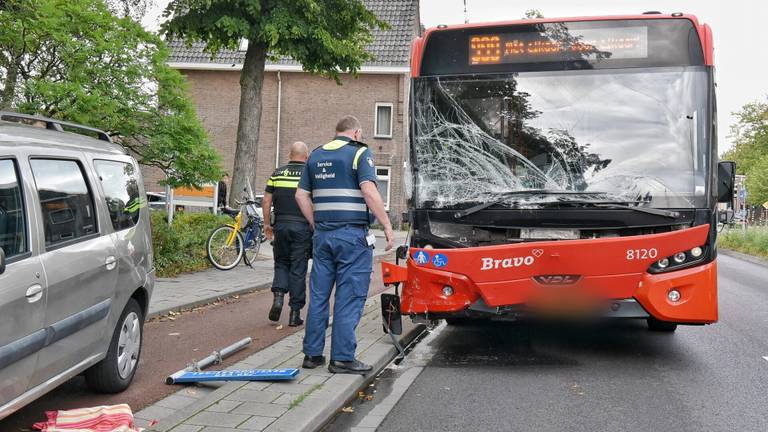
376,166,391,210
374,103,393,138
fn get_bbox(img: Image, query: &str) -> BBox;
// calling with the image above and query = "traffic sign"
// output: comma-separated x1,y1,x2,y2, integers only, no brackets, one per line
171,368,299,383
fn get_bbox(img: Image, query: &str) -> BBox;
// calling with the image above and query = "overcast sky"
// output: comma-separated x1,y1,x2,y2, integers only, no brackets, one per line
144,0,768,153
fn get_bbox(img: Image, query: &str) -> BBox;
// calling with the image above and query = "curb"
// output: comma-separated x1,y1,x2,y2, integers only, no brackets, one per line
276,323,426,432
147,251,396,319
147,282,271,319
719,248,768,268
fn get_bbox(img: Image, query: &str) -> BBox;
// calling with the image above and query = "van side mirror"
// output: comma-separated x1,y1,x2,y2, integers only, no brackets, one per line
0,247,6,275
717,161,736,204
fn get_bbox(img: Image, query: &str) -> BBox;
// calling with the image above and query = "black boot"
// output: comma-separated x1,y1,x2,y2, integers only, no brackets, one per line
288,309,304,327
268,292,284,322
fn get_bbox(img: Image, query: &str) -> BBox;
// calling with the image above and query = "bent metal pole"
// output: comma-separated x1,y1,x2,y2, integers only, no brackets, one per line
166,337,252,385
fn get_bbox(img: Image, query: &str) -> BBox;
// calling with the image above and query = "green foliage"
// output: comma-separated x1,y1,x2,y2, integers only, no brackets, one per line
151,211,232,277
0,0,223,187
723,98,768,205
718,226,768,259
161,0,388,83
524,9,544,19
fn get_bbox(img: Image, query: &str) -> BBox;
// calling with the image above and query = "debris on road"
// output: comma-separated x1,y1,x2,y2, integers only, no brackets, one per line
32,404,142,432
166,337,252,384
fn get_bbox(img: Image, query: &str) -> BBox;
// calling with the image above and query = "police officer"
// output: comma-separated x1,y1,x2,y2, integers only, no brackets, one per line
296,115,393,374
263,141,312,327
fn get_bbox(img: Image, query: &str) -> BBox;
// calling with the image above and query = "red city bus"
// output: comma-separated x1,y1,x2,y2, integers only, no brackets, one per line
382,13,736,332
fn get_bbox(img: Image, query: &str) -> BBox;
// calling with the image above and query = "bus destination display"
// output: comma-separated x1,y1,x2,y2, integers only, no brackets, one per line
469,26,648,65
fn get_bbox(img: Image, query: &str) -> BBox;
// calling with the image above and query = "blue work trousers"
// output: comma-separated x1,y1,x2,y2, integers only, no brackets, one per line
303,226,373,361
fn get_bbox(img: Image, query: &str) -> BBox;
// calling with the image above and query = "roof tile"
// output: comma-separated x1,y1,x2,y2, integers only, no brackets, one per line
167,0,418,67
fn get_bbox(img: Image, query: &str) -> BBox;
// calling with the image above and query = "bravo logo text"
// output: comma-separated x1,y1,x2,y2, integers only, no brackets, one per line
480,250,542,270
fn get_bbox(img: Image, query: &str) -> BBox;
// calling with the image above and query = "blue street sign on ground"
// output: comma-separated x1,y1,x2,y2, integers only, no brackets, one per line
172,368,299,383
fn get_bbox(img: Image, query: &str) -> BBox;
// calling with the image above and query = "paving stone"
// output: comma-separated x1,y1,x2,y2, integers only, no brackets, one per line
298,374,329,385
231,402,287,417
199,428,243,432
156,394,199,410
236,415,276,431
185,411,250,428
135,404,177,421
226,389,283,403
205,400,242,413
169,425,204,432
271,393,296,405
242,381,271,391
264,382,317,395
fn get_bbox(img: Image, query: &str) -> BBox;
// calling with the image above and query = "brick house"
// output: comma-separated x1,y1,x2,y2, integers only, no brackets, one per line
150,0,420,225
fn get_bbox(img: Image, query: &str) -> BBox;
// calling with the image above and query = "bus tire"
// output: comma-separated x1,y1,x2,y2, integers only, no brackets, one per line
647,318,678,332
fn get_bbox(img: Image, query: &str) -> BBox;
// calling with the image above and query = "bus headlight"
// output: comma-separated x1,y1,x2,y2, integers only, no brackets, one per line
648,246,708,274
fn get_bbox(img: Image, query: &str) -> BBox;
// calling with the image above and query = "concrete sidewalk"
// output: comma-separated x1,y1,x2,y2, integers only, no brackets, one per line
148,229,406,318
138,293,423,432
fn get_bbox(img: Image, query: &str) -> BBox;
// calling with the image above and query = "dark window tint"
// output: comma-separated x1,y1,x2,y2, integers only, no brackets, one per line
94,160,143,230
30,159,97,247
0,159,27,258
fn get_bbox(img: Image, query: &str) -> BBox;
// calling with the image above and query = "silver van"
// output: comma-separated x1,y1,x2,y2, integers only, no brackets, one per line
0,112,154,419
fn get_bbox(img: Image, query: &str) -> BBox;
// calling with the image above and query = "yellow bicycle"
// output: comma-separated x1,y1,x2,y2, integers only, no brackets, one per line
206,197,264,270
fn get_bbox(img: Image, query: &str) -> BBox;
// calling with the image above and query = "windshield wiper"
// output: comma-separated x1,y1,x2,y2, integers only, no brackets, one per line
453,191,680,219
562,200,680,218
453,190,606,219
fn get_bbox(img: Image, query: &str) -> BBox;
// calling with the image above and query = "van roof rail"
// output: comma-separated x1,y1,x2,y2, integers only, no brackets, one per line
0,111,113,144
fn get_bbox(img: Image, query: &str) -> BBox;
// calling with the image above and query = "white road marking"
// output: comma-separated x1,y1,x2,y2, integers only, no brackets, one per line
763,356,768,362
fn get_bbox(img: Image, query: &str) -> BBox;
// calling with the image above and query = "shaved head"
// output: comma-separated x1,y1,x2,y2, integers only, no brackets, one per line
289,141,309,162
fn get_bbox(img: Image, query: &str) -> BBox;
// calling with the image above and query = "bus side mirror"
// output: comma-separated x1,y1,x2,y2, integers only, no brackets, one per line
717,161,736,204
0,247,6,275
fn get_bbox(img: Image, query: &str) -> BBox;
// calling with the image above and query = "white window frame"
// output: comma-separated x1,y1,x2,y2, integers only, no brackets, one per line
374,102,394,139
376,166,391,210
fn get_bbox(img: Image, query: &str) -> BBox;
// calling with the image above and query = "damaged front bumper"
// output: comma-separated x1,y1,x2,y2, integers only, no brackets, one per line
381,224,717,324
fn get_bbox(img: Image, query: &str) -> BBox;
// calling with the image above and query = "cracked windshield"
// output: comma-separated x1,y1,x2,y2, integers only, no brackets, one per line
412,67,709,209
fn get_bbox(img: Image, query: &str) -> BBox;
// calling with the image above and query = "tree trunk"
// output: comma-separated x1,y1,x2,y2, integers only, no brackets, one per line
1,57,19,110
231,41,267,207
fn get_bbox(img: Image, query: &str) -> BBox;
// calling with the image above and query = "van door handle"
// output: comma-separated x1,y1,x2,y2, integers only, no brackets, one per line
105,256,117,271
26,285,44,303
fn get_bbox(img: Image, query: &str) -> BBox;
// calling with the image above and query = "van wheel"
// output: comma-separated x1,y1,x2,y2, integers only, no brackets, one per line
647,318,678,332
85,299,143,393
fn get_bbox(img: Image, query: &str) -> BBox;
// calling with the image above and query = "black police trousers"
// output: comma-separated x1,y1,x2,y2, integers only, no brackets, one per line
271,220,312,310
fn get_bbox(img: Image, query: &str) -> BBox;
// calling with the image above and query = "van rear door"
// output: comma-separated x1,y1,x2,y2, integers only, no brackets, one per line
0,158,46,418
27,157,118,387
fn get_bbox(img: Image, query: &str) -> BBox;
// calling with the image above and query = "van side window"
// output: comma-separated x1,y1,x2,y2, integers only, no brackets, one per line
0,159,27,258
30,159,97,247
94,160,142,230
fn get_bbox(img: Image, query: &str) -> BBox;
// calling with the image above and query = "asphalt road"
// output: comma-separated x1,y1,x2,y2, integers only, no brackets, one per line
335,254,768,432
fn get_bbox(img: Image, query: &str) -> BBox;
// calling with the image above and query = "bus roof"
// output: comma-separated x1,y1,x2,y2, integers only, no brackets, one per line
412,13,713,76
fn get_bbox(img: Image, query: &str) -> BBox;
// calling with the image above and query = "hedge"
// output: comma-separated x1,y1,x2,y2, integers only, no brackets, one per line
718,226,768,260
151,211,232,277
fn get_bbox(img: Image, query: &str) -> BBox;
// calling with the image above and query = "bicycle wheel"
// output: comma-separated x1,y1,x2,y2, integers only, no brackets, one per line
243,224,263,268
207,225,244,270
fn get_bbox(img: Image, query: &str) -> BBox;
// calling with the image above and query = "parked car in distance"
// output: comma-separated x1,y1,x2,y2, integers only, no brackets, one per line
0,112,154,420
146,191,166,211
